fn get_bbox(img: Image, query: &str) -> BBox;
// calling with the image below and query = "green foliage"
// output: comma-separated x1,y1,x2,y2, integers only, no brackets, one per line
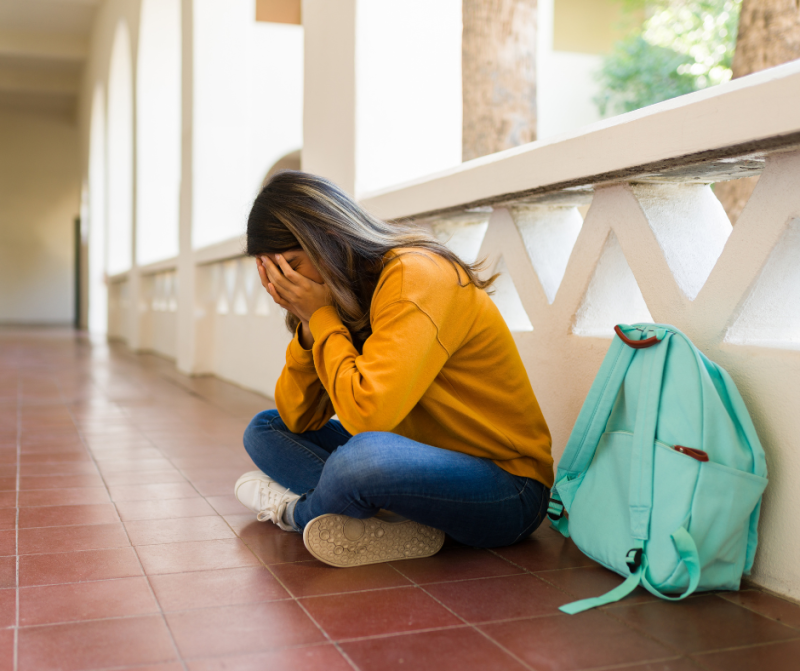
595,35,698,115
595,0,741,116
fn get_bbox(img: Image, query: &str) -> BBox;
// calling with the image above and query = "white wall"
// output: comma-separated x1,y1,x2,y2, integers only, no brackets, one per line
106,20,135,274
192,0,303,249
136,0,181,266
301,0,356,192
538,51,604,140
537,0,604,141
250,21,304,191
0,109,80,323
77,0,142,336
88,83,108,333
302,0,462,197
354,0,462,194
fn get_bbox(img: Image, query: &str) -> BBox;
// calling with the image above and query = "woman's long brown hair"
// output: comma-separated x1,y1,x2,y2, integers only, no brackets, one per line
246,170,497,350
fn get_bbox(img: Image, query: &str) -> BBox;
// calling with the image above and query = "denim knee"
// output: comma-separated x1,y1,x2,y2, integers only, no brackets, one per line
321,433,391,488
243,409,283,458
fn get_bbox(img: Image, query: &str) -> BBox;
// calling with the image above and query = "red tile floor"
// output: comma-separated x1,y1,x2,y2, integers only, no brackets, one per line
2,327,800,671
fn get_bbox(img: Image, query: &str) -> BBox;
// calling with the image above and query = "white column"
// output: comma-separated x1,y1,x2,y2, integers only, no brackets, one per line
302,0,462,197
176,0,200,375
126,110,142,351
126,10,143,352
301,0,357,193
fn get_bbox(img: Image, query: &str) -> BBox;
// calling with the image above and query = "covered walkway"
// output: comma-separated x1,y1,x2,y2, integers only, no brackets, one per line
1,328,800,670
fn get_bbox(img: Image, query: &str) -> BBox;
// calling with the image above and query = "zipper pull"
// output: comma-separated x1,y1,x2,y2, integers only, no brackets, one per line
674,445,709,462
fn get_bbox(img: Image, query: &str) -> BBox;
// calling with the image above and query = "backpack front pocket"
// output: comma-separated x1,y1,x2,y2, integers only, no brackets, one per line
687,461,767,591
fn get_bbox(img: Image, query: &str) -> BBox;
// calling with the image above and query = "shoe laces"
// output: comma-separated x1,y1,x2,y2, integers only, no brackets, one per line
255,481,295,531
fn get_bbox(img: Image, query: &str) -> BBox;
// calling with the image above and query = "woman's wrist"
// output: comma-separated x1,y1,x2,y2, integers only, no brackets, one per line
298,320,315,350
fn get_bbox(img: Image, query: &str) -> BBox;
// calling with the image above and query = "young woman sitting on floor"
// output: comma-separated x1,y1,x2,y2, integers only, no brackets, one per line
234,171,553,567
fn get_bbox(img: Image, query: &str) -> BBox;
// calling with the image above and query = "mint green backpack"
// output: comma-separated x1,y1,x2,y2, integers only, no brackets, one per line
549,323,768,614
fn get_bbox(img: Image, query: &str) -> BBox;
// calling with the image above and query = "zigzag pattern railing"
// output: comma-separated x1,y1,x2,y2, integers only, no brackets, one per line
415,150,800,601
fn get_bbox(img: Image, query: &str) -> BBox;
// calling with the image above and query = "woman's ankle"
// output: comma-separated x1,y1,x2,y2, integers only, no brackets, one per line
282,497,301,532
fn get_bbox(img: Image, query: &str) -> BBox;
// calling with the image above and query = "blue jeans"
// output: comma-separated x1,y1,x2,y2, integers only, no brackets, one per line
242,409,549,548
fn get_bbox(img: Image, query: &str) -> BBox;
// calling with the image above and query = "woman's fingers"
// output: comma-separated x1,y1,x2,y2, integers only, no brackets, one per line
257,255,328,323
257,258,299,318
267,283,294,313
266,257,309,309
262,256,293,294
266,281,287,305
255,258,269,289
274,254,306,285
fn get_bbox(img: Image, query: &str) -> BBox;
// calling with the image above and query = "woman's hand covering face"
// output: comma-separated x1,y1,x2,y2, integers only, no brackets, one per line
256,253,332,324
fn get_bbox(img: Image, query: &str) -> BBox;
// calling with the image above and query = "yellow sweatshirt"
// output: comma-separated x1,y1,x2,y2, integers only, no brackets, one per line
274,248,554,487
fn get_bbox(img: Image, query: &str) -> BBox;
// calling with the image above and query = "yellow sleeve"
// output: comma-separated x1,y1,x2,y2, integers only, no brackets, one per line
274,328,335,433
308,302,449,435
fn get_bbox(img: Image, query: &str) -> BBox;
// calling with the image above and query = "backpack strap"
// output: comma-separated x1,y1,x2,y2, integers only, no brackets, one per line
549,324,665,537
560,527,700,614
744,500,763,575
560,559,645,614
714,365,767,574
628,330,672,541
639,527,701,600
555,333,636,478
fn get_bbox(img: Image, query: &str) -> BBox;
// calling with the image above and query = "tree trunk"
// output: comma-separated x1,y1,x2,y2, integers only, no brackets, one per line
732,0,800,77
715,0,800,223
462,0,537,161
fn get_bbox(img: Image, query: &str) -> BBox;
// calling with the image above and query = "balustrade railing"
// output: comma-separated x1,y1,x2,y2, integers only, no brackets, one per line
139,269,179,359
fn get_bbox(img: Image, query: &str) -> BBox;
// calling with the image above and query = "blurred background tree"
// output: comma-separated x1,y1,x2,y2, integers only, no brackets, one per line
595,0,741,115
715,0,800,222
596,0,800,224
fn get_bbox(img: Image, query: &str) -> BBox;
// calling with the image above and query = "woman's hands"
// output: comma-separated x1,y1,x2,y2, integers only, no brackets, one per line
256,254,332,347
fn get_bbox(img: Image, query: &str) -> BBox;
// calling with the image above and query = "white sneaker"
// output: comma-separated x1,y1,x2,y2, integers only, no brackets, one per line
234,470,300,531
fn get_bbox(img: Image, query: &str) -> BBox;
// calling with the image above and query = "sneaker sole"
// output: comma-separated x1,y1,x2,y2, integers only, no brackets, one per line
302,513,445,568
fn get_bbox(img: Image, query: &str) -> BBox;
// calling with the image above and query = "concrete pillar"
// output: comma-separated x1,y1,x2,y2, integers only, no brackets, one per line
127,112,142,350
302,0,462,197
176,0,200,375
301,0,357,193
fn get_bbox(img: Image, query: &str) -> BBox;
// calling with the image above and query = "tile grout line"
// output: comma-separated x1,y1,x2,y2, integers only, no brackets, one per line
294,599,361,671
63,641,345,671
97,374,358,670
569,654,694,671
108,372,359,670
14,375,21,671
489,535,800,657
319,623,472,645
485,544,600,601
107,380,248,529
503,551,690,658
714,591,800,631
600,592,800,658
599,597,704,657
27,589,779,643
483,544,696,661
59,380,190,671
738,582,800,608
688,635,800,658
214,509,361,671
386,560,539,671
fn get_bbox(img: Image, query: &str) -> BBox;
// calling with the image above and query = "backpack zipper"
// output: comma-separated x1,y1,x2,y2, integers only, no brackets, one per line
607,431,710,462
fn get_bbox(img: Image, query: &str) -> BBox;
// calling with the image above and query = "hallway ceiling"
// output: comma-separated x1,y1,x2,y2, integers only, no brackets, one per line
0,0,99,118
